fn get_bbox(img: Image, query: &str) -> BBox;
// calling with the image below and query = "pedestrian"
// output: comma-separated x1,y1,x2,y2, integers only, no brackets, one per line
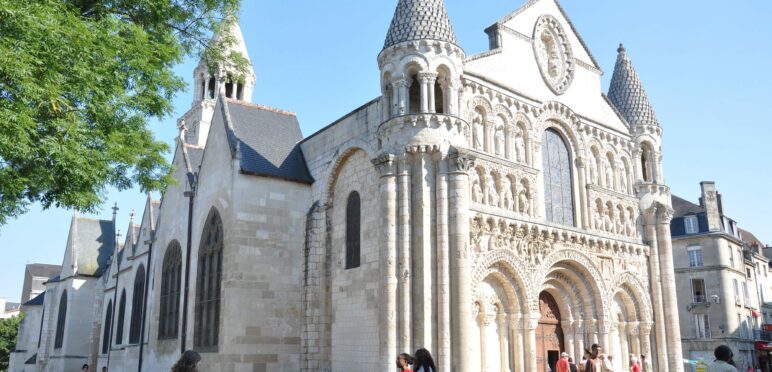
579,349,591,372
585,344,602,372
102,367,108,372
630,355,641,372
171,350,201,372
606,355,616,371
556,352,570,372
708,345,739,372
413,348,437,372
568,357,578,372
640,354,650,372
397,352,414,372
599,354,615,372
82,364,90,372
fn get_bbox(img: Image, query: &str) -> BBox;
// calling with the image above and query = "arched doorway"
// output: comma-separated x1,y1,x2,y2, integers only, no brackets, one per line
537,291,565,372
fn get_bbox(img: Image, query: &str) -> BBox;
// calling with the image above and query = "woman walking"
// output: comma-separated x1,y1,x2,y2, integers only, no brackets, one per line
413,348,437,372
397,353,414,372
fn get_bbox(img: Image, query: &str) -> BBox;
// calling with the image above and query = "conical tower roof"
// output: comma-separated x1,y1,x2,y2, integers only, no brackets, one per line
608,44,659,127
383,0,458,49
210,16,251,64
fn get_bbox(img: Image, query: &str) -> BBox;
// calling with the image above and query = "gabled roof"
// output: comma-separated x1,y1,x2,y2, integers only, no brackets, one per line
672,195,705,218
23,292,45,306
70,217,115,276
495,0,601,71
26,264,61,279
216,98,313,184
608,44,659,127
383,0,458,49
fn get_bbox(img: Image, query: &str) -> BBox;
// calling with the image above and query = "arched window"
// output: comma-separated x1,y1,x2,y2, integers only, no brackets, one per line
542,128,575,226
194,208,224,350
408,74,420,114
200,77,206,100
236,83,244,100
116,290,126,345
345,191,361,269
207,77,215,99
129,265,146,344
102,300,112,354
54,290,67,349
434,79,445,114
159,241,182,340
224,76,234,99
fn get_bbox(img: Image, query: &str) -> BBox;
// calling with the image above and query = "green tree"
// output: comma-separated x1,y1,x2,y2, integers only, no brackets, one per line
0,0,248,225
0,313,23,371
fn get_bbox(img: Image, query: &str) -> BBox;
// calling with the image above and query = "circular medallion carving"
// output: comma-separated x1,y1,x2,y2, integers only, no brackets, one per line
533,15,575,95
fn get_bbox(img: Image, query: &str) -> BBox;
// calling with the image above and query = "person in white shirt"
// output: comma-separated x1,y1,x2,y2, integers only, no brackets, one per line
708,345,739,372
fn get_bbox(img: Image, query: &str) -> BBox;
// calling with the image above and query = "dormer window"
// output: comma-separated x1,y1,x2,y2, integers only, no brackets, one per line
685,215,699,234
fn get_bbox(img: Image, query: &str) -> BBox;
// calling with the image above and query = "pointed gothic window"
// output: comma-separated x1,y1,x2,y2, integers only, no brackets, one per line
194,208,224,350
345,191,361,269
116,290,126,345
159,241,182,340
129,265,146,344
542,128,575,226
102,300,112,354
54,290,67,349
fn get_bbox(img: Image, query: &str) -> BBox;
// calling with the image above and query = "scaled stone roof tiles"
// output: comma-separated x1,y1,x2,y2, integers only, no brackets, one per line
608,44,660,127
384,0,457,49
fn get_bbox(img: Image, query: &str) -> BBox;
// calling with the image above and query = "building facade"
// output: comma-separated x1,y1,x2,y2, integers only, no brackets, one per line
672,182,772,370
12,1,688,371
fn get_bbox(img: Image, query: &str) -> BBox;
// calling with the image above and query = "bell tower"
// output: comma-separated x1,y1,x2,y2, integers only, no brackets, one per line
180,17,256,147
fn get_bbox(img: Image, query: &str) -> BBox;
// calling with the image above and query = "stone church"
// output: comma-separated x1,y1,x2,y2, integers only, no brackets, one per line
11,0,686,371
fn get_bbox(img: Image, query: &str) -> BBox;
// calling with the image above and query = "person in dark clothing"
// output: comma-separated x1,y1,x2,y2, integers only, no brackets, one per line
413,348,437,372
568,357,579,372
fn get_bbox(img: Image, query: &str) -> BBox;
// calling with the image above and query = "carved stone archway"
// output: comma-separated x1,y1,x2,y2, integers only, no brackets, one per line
537,291,565,372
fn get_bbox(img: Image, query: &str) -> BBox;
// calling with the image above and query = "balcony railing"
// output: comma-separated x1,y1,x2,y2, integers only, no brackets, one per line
692,295,707,304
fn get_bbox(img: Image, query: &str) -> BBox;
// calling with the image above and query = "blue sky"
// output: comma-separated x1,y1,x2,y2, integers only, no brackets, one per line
1,0,770,303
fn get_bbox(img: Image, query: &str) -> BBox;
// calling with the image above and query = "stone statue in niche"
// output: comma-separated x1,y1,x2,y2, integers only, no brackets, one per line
515,129,526,163
594,203,605,231
500,177,513,210
626,211,637,237
589,155,599,184
604,160,614,190
517,188,530,215
485,174,499,207
494,127,505,156
619,167,628,193
471,175,483,204
473,118,484,151
603,205,614,233
616,208,626,235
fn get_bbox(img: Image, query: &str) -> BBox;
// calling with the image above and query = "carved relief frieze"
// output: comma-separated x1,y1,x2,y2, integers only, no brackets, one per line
470,158,538,219
587,185,641,240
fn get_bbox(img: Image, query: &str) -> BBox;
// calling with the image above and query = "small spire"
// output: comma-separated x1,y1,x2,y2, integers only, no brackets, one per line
111,202,119,222
607,44,659,127
383,0,458,50
129,209,136,225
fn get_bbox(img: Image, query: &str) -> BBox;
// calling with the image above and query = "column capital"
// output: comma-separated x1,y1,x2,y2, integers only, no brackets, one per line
525,313,541,330
447,148,476,174
372,153,397,177
655,202,674,224
639,322,652,335
418,72,438,84
391,77,407,88
405,144,440,155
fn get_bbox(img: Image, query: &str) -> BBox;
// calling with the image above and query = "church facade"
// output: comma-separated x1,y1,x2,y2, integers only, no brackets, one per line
11,0,686,371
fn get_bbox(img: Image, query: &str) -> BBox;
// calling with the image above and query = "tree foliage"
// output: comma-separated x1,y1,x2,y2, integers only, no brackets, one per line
0,0,246,225
0,313,23,371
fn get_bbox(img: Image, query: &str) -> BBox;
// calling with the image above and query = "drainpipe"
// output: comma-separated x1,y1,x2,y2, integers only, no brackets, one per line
137,228,155,371
180,173,197,353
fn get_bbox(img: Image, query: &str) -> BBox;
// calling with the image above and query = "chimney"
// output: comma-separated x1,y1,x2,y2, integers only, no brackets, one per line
699,181,721,232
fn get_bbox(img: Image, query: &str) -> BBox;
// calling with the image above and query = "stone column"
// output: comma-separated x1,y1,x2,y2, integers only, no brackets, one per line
373,154,398,371
629,321,641,359
619,322,629,371
525,313,540,372
599,320,610,356
448,150,475,371
656,203,684,372
644,206,668,372
396,79,408,115
563,322,575,361
427,74,438,114
574,321,584,361
504,126,512,160
409,145,435,350
390,80,402,117
511,315,525,372
640,323,653,369
575,157,589,229
498,312,511,372
478,309,489,372
484,121,492,153
434,153,451,372
418,73,431,113
397,156,412,353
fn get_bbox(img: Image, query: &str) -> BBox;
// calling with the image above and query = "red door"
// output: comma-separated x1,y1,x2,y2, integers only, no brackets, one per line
537,292,565,372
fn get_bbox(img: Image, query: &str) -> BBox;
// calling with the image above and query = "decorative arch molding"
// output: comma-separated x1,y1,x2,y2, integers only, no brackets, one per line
493,104,513,123
467,96,494,121
536,248,610,318
544,272,584,319
323,145,372,203
534,101,585,157
609,271,653,322
541,282,577,322
472,249,531,312
546,263,599,320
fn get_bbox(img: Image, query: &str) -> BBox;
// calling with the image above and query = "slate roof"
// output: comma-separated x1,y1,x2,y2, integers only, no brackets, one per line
26,264,61,279
740,228,766,248
608,44,660,127
384,0,458,49
672,195,705,218
23,292,45,306
24,354,36,365
71,217,115,276
218,98,313,184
